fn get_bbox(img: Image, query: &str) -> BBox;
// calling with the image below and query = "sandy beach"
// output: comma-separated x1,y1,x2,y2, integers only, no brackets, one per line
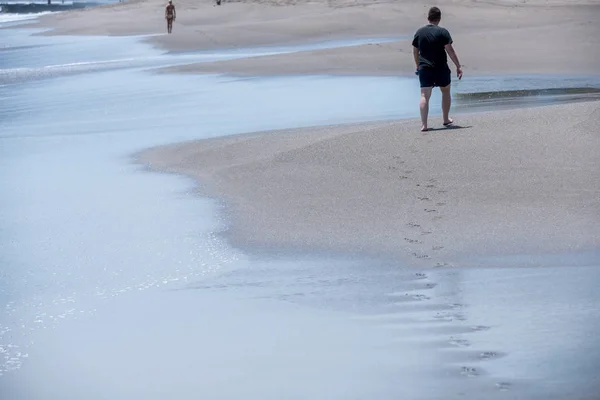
33,0,600,76
2,0,600,399
37,0,598,266
34,0,599,269
139,101,600,266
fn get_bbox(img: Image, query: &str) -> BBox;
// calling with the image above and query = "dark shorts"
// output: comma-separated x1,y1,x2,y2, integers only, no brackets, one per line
418,66,451,88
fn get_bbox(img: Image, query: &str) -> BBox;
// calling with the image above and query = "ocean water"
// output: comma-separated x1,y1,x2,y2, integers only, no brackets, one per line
1,19,600,400
0,11,55,24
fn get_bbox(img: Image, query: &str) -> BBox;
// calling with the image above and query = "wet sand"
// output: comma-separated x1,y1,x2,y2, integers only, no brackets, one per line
4,43,597,395
2,3,600,399
139,100,600,267
32,0,600,76
6,259,600,400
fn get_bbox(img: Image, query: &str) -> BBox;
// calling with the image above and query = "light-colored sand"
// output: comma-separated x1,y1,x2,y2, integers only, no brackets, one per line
139,101,600,266
35,0,600,76
35,0,600,264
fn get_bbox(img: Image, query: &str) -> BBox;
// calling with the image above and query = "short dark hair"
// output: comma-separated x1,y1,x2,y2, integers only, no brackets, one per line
427,7,442,23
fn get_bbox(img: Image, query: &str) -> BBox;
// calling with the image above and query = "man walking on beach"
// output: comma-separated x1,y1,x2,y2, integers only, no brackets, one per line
412,7,463,132
165,0,176,34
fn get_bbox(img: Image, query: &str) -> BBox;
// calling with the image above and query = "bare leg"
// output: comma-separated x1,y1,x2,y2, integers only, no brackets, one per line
440,84,453,125
420,87,433,131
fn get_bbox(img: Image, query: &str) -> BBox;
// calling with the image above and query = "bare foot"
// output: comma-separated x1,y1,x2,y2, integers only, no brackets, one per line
443,118,454,126
421,126,429,132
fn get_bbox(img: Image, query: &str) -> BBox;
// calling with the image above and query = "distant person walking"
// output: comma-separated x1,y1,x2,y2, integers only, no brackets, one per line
165,0,176,34
412,7,463,132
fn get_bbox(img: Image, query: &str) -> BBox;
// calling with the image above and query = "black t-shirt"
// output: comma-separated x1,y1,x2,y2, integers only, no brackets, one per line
412,24,453,69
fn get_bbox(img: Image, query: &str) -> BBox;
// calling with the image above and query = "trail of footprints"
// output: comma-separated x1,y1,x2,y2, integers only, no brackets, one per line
383,155,511,393
391,154,452,265
410,176,449,264
374,270,511,393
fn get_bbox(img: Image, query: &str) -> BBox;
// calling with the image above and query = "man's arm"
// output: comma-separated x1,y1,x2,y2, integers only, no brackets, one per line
173,6,176,19
412,46,419,71
444,43,463,79
411,32,420,72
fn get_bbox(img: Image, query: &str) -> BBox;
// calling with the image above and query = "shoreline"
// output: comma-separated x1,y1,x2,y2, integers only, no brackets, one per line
9,0,600,266
8,0,598,267
138,101,600,267
3,7,600,399
22,0,600,77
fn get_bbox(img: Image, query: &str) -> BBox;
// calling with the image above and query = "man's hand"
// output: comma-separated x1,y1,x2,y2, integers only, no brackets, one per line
445,43,463,80
412,46,420,74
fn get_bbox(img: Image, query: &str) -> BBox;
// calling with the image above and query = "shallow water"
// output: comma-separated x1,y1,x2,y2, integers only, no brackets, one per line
1,21,600,400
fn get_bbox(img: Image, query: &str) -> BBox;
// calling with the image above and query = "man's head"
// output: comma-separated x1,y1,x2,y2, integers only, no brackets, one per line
427,7,442,24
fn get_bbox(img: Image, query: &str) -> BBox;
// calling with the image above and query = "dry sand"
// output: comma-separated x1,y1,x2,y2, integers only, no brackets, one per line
139,101,600,266
34,0,600,76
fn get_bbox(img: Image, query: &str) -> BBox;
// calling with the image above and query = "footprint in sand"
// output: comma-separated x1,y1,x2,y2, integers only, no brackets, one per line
411,252,430,259
432,245,444,251
399,175,410,179
421,231,433,235
438,189,447,194
418,196,430,201
407,222,421,228
449,337,471,347
415,272,427,279
460,366,481,378
496,382,511,391
436,202,446,206
434,312,466,322
470,325,492,332
405,293,430,301
424,208,437,213
478,351,505,361
404,238,423,244
391,293,431,302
